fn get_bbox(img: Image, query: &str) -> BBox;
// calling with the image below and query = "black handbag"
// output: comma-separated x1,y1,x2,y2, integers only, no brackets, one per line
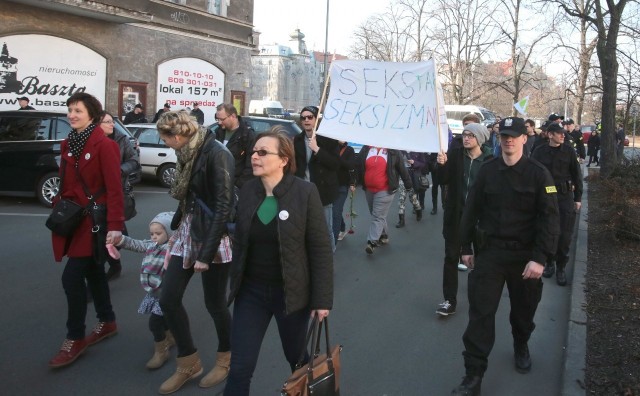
124,192,137,220
46,198,86,237
418,174,430,190
281,317,342,396
45,162,104,237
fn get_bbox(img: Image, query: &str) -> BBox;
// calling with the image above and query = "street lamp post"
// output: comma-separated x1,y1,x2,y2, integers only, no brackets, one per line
323,0,330,89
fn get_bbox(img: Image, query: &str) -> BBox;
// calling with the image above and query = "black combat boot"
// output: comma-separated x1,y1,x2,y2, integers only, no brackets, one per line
556,267,567,286
395,214,405,228
542,262,555,278
514,342,531,374
451,375,482,396
416,208,423,221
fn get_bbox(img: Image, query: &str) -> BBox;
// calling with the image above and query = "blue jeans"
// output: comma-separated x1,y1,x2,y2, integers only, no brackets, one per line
332,186,349,243
323,204,335,252
224,280,310,396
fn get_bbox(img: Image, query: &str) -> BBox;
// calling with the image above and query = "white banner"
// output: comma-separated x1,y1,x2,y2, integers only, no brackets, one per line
0,34,106,111
317,59,449,152
156,58,225,126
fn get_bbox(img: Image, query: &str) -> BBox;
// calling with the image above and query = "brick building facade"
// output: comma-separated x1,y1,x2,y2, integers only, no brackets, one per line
0,0,255,124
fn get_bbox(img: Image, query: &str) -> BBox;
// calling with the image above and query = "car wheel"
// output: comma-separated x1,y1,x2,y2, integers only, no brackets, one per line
37,172,60,206
158,163,176,188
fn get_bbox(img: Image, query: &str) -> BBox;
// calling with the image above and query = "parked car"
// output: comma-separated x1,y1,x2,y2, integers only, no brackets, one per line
127,123,177,188
0,110,138,206
242,116,302,139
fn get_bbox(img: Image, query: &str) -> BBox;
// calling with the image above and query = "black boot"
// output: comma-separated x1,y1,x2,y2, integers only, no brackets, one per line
451,375,482,396
430,206,437,215
542,262,555,278
395,214,405,228
514,342,531,373
416,208,423,221
556,267,567,286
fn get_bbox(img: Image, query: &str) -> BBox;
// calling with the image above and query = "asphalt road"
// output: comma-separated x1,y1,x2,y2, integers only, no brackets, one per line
0,179,573,395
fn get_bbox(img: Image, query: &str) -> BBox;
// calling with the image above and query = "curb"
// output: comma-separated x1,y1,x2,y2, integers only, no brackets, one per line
561,172,588,395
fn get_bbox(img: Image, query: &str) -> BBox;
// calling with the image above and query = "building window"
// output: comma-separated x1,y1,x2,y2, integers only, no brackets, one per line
166,0,186,4
207,0,228,16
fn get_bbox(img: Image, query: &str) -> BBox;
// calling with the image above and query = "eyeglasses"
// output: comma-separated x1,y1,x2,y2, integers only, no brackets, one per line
301,115,315,121
251,149,279,157
101,120,115,125
461,133,476,139
215,115,229,122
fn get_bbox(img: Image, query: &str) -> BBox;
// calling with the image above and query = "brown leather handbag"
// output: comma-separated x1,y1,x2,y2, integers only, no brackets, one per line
281,317,342,396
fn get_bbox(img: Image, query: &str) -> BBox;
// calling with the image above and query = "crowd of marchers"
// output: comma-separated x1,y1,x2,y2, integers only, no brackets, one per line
44,92,592,396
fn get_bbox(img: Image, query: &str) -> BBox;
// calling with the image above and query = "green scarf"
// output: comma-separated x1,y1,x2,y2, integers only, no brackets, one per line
170,128,206,206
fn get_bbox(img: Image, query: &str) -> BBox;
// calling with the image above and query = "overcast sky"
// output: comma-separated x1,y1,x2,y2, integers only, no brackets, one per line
253,0,388,55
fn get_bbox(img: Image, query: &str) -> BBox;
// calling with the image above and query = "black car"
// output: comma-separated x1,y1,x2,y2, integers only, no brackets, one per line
0,110,137,206
242,116,303,139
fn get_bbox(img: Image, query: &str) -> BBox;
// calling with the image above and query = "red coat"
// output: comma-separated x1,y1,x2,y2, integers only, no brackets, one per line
52,126,125,262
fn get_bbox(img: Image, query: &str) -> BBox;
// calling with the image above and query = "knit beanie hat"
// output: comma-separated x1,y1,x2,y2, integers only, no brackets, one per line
463,123,490,146
150,211,175,237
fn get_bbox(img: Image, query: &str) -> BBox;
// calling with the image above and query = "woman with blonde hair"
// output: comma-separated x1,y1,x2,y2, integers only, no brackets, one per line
155,111,235,394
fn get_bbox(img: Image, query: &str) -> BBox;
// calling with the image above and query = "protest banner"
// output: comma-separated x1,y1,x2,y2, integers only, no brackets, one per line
316,59,449,153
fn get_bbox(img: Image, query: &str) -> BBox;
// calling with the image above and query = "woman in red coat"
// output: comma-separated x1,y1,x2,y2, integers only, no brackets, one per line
49,93,125,368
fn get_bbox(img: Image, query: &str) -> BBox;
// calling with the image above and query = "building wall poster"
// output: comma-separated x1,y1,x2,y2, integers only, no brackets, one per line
156,58,225,125
0,34,106,111
119,81,148,120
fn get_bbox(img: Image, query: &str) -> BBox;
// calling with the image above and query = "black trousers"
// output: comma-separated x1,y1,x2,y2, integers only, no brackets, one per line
149,313,169,342
462,248,543,376
159,255,231,357
554,193,577,269
62,256,115,340
442,232,461,306
431,171,446,209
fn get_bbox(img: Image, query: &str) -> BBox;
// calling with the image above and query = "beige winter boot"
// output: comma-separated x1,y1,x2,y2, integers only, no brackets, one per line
158,351,203,394
198,351,231,388
165,331,175,348
146,340,171,370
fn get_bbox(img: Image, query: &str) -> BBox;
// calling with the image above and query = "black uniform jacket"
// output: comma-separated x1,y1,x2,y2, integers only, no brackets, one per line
214,117,256,189
228,174,334,314
293,133,340,205
174,133,235,264
357,146,414,192
459,156,560,265
531,143,583,202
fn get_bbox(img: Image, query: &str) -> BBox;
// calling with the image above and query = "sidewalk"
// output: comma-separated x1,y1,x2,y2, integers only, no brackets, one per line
560,167,589,395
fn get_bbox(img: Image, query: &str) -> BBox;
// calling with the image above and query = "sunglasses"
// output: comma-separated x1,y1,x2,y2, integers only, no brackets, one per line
251,149,279,157
301,115,315,121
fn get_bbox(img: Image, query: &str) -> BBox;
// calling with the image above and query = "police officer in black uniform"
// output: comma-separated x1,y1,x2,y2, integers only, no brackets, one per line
565,118,585,161
531,122,583,286
451,117,560,396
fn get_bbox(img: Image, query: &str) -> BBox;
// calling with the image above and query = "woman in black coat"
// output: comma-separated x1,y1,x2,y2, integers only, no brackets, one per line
225,127,333,396
586,131,601,167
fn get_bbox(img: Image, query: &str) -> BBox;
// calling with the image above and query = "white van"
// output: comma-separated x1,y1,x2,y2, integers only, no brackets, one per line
248,100,285,118
445,105,497,135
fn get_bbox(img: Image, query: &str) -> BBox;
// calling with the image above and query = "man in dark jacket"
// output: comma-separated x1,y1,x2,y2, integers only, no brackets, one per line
435,123,492,316
531,122,583,286
565,118,585,162
190,102,205,125
294,105,340,251
123,103,147,125
152,103,171,123
214,103,256,189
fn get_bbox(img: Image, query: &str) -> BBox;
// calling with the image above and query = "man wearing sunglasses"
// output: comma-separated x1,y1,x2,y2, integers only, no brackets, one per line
293,105,340,251
214,103,256,188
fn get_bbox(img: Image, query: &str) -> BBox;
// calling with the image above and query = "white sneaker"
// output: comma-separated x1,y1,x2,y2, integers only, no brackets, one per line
457,263,468,271
337,231,347,241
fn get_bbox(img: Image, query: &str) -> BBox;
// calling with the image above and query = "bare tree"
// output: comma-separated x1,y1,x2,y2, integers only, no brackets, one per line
488,0,557,116
556,0,632,175
349,6,412,61
421,0,504,104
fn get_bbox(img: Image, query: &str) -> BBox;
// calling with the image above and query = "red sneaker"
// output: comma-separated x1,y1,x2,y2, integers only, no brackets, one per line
85,321,118,346
49,338,88,368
